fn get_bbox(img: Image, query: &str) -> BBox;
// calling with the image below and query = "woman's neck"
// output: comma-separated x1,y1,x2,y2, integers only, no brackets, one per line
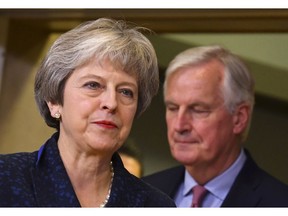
57,137,114,207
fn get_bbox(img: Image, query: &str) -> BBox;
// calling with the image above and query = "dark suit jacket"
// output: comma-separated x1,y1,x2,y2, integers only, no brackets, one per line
142,150,288,207
0,132,175,207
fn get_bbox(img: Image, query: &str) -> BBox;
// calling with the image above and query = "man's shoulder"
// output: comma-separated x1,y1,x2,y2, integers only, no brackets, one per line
142,165,185,191
256,166,288,194
242,150,288,190
143,165,185,181
225,151,288,206
141,165,185,195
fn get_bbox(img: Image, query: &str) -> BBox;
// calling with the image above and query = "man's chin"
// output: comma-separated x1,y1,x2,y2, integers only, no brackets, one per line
172,150,197,164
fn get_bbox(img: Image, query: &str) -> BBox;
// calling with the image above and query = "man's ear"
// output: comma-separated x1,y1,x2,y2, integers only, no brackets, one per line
47,101,61,118
233,103,250,135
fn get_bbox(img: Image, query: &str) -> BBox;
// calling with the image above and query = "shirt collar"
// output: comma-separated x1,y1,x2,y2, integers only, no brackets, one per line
183,149,247,200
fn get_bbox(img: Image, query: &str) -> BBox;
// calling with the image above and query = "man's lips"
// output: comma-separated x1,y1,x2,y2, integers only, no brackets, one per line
93,120,118,129
174,139,199,144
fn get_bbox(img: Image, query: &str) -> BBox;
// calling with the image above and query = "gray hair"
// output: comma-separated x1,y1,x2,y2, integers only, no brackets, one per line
35,18,159,129
164,45,255,140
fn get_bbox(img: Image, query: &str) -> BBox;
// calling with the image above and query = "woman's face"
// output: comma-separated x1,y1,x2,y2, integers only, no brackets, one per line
49,59,138,154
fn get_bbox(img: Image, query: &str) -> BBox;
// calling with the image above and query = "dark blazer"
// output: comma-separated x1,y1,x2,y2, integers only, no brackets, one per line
0,133,175,207
142,150,288,207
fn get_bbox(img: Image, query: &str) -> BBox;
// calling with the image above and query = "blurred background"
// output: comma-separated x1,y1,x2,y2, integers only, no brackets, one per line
0,9,288,183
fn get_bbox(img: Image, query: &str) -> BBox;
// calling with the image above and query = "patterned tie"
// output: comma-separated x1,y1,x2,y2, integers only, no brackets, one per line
191,185,208,207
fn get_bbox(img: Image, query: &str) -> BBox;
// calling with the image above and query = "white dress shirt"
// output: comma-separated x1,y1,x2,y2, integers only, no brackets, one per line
174,149,247,207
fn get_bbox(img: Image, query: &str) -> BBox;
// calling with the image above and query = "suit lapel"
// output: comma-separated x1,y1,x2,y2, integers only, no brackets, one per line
221,150,262,207
145,166,185,198
167,166,186,198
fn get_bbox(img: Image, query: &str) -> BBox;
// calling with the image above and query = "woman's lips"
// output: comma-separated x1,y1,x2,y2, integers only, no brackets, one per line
94,120,118,129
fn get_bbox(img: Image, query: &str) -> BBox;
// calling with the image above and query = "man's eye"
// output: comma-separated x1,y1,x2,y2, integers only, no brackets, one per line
166,106,178,112
194,109,208,113
192,109,210,118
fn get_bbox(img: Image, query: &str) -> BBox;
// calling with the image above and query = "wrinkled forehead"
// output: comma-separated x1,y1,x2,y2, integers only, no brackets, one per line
82,56,137,78
168,59,224,86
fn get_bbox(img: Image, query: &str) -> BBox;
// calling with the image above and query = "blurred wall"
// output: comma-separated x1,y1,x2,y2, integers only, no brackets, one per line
0,15,288,185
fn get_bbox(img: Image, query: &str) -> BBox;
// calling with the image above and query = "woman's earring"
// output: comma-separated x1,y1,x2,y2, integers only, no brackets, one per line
54,112,61,119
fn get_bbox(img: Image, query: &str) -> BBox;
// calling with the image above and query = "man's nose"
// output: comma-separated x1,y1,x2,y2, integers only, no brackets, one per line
174,108,192,132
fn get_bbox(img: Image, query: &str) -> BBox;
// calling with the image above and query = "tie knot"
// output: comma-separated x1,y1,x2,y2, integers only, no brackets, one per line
192,185,208,207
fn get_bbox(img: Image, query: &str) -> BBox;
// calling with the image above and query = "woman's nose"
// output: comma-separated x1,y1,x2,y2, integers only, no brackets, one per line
100,90,117,112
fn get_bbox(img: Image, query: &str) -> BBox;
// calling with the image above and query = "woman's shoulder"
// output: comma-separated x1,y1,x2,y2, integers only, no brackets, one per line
110,153,176,207
0,133,59,172
113,167,176,206
0,151,38,173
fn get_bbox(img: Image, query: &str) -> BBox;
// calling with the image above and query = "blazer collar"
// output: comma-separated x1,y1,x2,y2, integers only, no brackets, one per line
31,133,152,207
30,133,81,207
106,153,152,207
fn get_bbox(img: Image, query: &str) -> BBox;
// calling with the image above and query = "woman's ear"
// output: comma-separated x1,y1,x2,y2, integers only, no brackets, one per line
233,103,250,135
47,101,61,118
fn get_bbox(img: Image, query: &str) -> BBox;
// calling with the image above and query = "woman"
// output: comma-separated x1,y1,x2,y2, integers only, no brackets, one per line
0,18,175,207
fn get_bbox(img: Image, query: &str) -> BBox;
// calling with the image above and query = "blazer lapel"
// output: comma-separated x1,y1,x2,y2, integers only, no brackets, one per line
165,166,186,198
30,134,81,207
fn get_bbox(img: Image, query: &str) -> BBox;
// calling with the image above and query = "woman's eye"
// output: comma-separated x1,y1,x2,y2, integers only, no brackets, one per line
84,82,101,89
120,89,134,98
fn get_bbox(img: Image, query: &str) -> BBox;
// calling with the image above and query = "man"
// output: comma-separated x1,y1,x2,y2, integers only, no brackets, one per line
143,45,288,207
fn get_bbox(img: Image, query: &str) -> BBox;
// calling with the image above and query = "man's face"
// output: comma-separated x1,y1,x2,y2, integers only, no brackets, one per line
165,60,243,173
